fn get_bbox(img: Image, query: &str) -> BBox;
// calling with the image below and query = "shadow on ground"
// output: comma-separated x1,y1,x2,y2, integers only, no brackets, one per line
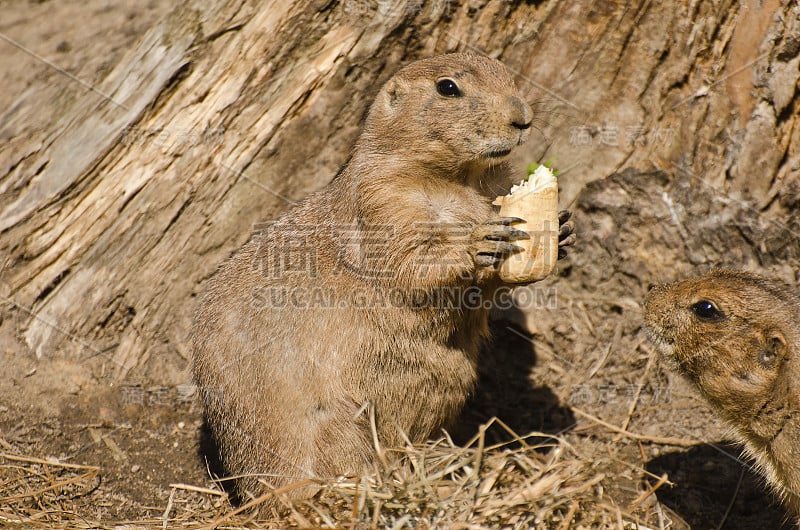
452,317,575,446
647,442,794,530
198,420,240,501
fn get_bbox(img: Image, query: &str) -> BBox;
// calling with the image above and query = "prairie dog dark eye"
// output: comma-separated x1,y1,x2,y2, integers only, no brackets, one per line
690,300,725,322
436,78,462,98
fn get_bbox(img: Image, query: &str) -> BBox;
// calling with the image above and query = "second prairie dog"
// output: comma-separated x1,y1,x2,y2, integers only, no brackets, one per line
644,269,800,518
192,53,573,504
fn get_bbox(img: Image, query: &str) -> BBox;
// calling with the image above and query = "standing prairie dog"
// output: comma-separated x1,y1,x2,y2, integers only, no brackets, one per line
192,53,575,505
644,269,800,518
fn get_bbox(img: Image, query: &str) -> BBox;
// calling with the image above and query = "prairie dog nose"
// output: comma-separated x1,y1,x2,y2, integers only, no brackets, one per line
509,96,532,130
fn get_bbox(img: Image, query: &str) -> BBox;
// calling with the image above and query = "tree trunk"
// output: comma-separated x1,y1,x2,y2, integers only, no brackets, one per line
2,0,798,385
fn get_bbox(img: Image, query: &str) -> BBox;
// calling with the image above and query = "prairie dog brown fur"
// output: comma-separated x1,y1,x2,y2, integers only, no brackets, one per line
644,269,800,518
192,53,574,505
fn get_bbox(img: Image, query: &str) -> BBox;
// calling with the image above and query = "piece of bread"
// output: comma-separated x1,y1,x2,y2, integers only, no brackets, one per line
492,165,559,283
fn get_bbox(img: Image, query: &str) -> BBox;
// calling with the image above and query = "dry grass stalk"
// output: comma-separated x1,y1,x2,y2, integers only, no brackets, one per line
572,407,697,447
0,418,666,528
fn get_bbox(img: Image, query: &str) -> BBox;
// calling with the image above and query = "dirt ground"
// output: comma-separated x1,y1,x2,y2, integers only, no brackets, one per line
2,1,799,528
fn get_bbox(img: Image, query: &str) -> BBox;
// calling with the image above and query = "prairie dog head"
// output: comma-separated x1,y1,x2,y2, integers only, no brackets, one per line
360,53,533,173
643,269,797,433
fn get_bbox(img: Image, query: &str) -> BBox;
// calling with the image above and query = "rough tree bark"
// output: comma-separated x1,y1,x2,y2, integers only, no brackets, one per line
1,0,798,387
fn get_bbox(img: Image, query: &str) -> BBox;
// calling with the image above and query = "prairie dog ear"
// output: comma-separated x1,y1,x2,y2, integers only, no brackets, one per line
380,77,408,112
759,330,788,368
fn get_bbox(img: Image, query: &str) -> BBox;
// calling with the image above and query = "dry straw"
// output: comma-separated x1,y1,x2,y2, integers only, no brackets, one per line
1,418,672,529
